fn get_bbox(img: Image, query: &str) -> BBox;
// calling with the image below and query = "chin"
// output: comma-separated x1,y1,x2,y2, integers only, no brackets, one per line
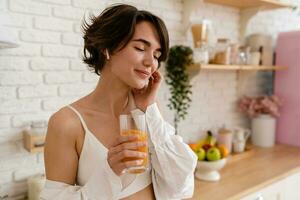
132,80,147,89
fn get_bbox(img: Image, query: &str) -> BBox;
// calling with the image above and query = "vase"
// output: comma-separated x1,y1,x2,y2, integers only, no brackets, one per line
251,114,276,147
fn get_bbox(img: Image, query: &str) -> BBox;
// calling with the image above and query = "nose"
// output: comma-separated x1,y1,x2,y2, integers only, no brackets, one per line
143,52,156,68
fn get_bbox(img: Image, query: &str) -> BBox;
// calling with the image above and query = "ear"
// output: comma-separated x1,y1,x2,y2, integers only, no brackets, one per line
105,49,110,60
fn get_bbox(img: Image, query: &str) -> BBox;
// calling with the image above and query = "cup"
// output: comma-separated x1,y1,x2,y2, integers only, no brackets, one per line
119,114,149,174
247,52,261,65
233,140,246,153
233,128,251,141
191,20,211,48
217,130,233,153
232,128,251,153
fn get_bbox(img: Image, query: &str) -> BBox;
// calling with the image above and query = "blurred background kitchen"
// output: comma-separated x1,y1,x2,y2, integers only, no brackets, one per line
1,0,300,199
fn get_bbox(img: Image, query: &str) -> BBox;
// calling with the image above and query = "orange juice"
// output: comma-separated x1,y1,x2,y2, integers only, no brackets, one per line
121,129,148,173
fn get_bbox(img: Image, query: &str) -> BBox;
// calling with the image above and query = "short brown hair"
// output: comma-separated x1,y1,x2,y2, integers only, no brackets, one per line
82,4,169,76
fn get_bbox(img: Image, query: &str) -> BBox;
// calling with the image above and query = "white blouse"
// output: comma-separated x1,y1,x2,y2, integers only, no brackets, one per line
40,103,197,200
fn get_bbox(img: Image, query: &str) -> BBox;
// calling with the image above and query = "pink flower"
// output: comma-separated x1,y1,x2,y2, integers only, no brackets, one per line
238,95,282,118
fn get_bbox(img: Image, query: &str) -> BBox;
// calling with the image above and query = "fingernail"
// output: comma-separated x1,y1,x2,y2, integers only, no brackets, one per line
138,160,143,164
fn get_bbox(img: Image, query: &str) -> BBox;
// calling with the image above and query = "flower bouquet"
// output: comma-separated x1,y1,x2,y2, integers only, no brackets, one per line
238,95,282,147
238,95,282,118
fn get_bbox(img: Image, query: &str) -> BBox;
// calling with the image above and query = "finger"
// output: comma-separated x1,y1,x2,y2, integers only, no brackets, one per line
108,141,147,156
152,71,162,83
112,135,139,147
145,76,154,91
122,159,144,169
110,149,147,164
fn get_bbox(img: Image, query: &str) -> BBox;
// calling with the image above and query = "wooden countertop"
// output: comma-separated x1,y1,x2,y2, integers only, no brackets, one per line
190,144,300,200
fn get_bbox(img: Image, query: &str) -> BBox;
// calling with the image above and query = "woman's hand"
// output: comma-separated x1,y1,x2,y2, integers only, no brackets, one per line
107,135,148,176
132,70,162,112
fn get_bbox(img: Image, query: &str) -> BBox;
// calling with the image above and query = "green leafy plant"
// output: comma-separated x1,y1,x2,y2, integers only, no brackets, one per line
165,45,193,132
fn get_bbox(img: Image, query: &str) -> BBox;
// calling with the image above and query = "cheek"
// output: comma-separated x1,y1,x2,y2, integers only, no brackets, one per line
119,49,142,66
152,63,159,73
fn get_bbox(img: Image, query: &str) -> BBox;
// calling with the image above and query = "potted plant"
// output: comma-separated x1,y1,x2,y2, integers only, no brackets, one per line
238,95,282,147
165,45,193,133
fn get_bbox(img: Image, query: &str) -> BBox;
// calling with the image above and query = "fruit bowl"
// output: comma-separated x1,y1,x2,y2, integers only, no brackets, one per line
195,158,227,182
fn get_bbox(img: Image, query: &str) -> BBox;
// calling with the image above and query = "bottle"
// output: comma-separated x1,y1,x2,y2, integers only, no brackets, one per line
193,42,209,64
213,38,231,65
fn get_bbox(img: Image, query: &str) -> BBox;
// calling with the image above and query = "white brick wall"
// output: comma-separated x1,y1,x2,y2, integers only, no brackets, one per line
34,17,73,31
30,58,69,71
0,0,299,199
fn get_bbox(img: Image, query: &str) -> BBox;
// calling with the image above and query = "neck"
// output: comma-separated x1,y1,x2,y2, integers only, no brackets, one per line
87,67,131,118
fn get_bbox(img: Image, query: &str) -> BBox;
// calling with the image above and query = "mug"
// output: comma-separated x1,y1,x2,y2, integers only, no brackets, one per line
232,128,251,153
247,52,261,65
234,128,251,141
233,140,246,153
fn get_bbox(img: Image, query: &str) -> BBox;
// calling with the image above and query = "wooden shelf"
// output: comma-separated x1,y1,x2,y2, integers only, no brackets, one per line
23,131,46,153
204,0,294,9
188,64,287,72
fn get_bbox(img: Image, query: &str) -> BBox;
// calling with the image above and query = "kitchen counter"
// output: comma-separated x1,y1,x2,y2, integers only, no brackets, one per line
190,144,300,200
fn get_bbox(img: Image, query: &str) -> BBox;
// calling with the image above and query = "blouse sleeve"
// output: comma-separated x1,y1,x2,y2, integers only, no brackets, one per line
131,103,198,200
40,158,122,200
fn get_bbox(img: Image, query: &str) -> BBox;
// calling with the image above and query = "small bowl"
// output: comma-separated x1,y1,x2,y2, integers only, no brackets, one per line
195,158,227,182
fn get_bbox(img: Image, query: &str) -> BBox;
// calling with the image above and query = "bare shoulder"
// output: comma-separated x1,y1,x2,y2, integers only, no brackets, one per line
47,106,82,141
44,106,83,184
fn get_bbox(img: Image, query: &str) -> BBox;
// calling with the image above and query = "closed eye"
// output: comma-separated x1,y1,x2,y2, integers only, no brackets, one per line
134,47,144,51
135,46,160,60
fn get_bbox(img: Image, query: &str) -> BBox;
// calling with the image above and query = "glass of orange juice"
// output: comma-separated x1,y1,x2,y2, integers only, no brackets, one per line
119,114,149,174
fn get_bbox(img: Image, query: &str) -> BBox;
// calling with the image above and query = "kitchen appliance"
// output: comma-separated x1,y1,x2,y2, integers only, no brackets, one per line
245,34,273,66
274,30,300,147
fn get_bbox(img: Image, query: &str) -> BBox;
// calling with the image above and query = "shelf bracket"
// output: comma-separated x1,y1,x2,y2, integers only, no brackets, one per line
183,0,204,33
240,7,260,42
188,66,201,80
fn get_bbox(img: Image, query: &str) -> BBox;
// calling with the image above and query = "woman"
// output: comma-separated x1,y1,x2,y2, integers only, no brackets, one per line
40,4,197,200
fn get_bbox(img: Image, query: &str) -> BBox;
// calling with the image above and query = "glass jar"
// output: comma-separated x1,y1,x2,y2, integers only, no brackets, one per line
213,38,231,65
193,44,209,64
191,20,212,48
238,46,250,65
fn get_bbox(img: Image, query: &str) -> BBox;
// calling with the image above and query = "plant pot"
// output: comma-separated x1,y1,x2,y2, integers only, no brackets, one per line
251,114,276,147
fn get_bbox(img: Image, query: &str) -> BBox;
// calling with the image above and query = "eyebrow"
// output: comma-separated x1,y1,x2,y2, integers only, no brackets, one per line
132,38,161,52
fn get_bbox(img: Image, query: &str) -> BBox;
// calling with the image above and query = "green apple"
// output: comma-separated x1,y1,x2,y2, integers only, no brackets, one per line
195,147,206,161
206,147,221,161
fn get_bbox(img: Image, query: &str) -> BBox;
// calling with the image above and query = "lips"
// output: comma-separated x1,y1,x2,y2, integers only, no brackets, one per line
134,69,150,79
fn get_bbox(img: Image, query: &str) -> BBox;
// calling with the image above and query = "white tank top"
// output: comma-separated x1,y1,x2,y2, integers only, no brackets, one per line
67,105,152,199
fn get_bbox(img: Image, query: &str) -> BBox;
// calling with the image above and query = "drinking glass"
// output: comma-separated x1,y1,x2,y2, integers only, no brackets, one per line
119,114,149,174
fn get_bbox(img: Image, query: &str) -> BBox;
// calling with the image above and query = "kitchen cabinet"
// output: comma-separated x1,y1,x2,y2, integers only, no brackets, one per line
241,171,300,200
281,171,300,200
240,180,282,200
191,144,300,200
